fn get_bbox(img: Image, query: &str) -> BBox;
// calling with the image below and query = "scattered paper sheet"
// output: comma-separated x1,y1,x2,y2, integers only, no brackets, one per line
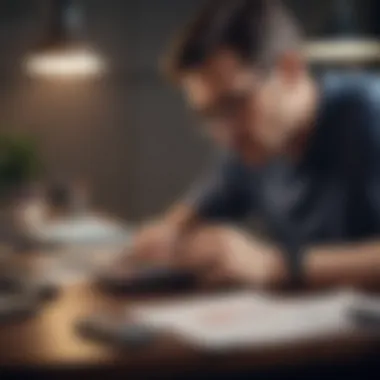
132,290,364,351
33,215,133,246
35,244,131,286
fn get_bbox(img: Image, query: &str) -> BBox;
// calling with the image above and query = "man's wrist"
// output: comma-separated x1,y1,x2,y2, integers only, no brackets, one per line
263,246,290,288
165,204,198,231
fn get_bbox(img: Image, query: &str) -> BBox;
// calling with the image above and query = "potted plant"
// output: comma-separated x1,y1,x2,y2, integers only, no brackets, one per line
0,132,42,200
0,132,43,246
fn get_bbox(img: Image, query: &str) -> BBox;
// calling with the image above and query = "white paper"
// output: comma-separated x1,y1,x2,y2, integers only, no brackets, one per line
133,290,361,351
36,244,129,286
34,215,133,246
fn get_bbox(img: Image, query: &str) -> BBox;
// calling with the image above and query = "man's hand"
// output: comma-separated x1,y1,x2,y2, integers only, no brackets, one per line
129,220,181,263
181,226,287,288
125,204,198,264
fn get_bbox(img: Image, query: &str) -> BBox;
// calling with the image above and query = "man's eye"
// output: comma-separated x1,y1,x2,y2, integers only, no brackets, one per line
199,107,223,121
198,95,245,122
221,95,245,112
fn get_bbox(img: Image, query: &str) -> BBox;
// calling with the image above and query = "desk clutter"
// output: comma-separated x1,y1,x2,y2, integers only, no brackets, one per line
15,182,135,286
0,254,59,322
75,315,159,348
0,178,136,324
77,290,380,352
32,215,132,247
5,180,134,250
0,240,380,354
0,179,379,356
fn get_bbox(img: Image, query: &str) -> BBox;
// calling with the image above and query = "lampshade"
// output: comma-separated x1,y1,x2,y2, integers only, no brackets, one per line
26,0,105,78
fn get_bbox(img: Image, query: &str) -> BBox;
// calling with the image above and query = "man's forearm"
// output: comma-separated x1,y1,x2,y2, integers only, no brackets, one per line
303,241,380,288
164,203,200,232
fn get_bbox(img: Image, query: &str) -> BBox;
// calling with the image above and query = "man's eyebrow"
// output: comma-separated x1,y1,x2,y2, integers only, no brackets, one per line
192,98,222,116
193,91,244,116
195,104,217,117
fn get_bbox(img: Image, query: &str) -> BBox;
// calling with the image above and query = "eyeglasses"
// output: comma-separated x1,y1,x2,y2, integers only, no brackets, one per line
198,91,251,127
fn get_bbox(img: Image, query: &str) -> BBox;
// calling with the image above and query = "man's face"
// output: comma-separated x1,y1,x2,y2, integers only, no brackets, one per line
181,50,303,163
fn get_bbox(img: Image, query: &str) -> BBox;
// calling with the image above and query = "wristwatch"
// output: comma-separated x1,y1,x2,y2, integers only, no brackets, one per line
284,241,305,288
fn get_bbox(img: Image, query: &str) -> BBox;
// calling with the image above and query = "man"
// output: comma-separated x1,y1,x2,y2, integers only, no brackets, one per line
130,0,380,289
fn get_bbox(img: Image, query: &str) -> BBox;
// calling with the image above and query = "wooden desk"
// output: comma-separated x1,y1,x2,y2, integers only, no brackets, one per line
0,281,379,379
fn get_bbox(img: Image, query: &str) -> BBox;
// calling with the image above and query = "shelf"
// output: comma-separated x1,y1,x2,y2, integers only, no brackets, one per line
304,39,380,64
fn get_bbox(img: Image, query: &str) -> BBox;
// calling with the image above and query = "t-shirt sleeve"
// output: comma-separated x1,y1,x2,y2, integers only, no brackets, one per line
184,155,253,222
358,80,380,230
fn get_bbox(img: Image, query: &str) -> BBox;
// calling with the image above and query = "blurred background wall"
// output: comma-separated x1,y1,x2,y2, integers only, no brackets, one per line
0,0,377,221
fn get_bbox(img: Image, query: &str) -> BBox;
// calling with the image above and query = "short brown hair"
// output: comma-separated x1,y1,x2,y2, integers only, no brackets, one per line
163,0,301,83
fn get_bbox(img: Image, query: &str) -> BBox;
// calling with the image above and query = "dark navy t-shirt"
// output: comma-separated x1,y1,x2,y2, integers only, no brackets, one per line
189,72,380,246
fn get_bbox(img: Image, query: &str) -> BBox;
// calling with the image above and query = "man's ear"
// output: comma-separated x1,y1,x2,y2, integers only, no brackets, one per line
277,51,305,84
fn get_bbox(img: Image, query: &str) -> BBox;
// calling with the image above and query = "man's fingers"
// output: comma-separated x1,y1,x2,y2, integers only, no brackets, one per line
201,263,236,287
177,242,221,272
202,267,226,286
